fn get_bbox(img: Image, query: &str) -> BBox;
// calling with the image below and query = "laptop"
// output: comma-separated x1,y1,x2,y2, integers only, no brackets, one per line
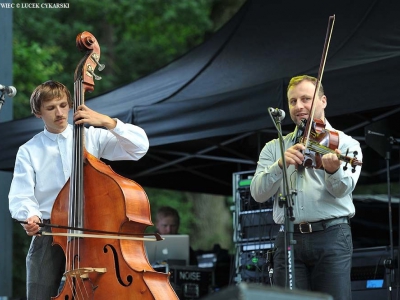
144,234,190,266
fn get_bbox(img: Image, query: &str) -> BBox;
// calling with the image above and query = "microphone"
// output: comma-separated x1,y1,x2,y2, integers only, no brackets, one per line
0,84,17,97
268,107,285,119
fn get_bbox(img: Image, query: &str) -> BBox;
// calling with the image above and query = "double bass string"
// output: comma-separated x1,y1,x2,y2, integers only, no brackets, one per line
65,77,88,298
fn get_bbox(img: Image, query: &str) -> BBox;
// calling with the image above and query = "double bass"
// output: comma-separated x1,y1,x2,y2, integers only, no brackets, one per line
51,31,179,299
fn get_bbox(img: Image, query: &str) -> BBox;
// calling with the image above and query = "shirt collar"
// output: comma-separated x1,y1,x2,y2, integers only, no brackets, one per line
291,126,302,143
324,119,333,130
43,124,73,141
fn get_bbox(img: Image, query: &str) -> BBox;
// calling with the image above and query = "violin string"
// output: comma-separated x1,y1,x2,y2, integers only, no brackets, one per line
308,141,332,154
308,141,352,164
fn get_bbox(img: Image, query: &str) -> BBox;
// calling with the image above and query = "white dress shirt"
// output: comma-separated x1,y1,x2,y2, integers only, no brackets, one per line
9,119,149,221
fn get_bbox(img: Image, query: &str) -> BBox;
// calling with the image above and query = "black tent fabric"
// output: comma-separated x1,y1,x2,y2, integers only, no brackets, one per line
1,0,400,197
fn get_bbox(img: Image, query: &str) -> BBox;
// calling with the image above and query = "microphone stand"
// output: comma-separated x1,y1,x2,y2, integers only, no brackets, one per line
382,137,398,300
366,130,399,299
0,92,5,112
269,110,296,290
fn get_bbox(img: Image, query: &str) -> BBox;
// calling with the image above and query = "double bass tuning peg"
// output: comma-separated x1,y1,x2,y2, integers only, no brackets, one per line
87,53,105,81
87,65,102,81
91,53,105,71
85,53,105,81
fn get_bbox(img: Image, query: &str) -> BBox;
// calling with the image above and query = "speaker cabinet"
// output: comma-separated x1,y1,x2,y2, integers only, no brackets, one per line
201,283,333,300
238,210,280,242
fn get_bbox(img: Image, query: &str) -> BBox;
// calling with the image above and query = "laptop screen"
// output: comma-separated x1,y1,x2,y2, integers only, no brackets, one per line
144,234,190,266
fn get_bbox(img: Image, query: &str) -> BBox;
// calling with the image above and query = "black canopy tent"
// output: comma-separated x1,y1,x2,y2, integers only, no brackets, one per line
1,0,400,199
1,0,400,251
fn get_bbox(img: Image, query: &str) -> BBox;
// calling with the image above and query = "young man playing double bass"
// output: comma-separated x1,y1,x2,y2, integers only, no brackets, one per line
9,80,149,299
250,75,362,300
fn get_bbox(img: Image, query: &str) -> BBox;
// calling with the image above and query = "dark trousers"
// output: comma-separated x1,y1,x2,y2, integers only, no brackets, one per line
26,234,65,299
273,223,353,300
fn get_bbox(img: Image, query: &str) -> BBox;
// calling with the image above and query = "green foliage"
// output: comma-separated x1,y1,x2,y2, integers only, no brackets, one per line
12,0,215,119
13,40,65,118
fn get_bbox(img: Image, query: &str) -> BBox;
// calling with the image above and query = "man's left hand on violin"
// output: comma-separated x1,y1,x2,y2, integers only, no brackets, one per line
322,148,341,174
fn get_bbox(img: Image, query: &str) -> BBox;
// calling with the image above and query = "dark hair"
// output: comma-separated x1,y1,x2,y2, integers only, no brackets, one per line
30,80,72,114
156,206,180,226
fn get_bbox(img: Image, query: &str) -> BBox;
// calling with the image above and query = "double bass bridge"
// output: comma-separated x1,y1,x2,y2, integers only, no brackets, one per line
65,267,107,279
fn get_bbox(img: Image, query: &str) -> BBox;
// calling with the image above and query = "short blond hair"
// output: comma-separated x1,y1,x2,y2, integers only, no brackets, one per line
287,75,324,98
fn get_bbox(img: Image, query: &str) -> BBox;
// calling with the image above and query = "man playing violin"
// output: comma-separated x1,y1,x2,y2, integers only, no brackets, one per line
250,75,362,300
8,80,149,299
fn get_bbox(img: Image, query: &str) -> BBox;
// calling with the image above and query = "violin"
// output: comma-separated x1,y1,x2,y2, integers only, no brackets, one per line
298,118,362,172
299,15,362,173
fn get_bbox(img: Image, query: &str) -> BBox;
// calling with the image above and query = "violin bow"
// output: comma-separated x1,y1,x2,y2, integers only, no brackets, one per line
303,15,335,150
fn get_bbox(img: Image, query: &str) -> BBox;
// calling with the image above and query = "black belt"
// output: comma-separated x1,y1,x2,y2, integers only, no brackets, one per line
294,217,349,234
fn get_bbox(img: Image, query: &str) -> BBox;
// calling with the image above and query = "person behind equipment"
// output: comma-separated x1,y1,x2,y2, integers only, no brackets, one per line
155,206,180,235
8,80,149,299
154,206,197,265
250,75,362,300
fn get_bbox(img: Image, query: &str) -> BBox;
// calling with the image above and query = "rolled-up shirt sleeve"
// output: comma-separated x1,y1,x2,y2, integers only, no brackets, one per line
87,118,150,161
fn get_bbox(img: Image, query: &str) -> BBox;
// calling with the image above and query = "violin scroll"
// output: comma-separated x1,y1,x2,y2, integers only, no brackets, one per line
342,149,362,173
